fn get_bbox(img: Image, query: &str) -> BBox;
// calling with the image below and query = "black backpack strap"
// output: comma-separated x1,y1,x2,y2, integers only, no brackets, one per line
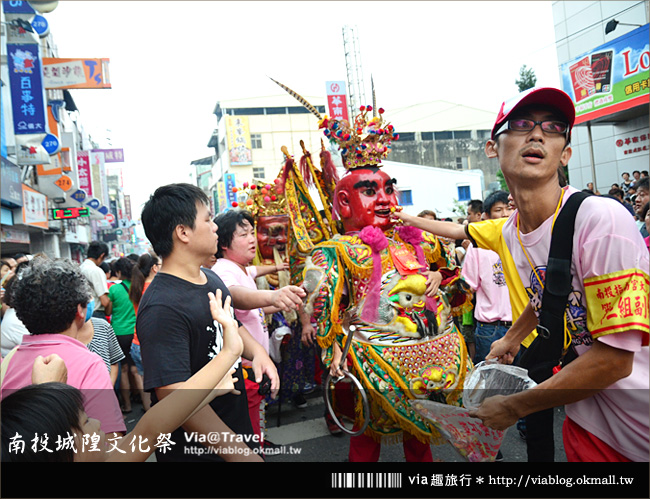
538,191,591,345
518,191,591,377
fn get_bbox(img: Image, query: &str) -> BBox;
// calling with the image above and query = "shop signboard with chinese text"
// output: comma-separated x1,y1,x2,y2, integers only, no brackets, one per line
77,151,92,196
1,227,30,245
91,148,124,162
325,81,350,122
224,173,237,208
561,24,649,124
89,152,106,204
7,42,50,165
2,1,38,45
226,116,252,166
615,128,650,160
124,194,132,221
20,184,48,229
42,58,111,89
217,181,227,213
51,207,90,220
1,157,23,208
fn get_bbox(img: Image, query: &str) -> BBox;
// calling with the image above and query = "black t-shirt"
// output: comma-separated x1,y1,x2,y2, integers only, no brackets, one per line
137,268,256,462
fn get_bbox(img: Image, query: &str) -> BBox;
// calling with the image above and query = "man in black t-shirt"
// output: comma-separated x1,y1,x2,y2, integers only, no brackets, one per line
138,183,284,462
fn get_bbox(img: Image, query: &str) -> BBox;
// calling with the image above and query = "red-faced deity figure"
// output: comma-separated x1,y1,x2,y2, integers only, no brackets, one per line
334,166,399,233
256,214,289,260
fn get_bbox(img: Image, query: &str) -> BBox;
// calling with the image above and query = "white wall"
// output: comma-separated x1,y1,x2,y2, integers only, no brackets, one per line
381,160,485,219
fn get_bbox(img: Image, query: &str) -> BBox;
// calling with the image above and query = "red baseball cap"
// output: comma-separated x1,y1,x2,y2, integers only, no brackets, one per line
491,87,576,140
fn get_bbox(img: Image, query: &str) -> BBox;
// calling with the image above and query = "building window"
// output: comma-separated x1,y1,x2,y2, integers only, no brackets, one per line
232,107,265,116
457,185,471,201
265,107,286,115
456,157,469,170
398,189,413,206
398,132,415,141
253,167,265,179
251,133,262,149
434,131,453,140
453,130,472,139
421,132,434,141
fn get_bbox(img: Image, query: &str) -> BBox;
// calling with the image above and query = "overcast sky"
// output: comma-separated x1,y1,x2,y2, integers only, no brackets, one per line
45,1,561,217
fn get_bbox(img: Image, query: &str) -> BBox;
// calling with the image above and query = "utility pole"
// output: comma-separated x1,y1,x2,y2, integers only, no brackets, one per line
342,25,367,119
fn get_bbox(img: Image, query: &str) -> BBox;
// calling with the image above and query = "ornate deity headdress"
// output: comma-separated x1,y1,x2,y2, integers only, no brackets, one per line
269,77,399,171
230,176,287,219
318,105,399,170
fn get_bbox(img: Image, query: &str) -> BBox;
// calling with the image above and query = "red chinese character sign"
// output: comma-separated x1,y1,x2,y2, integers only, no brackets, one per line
614,128,650,160
77,151,92,196
325,81,350,122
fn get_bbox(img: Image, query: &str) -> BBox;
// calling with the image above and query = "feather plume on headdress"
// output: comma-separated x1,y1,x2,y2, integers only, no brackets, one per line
269,77,322,120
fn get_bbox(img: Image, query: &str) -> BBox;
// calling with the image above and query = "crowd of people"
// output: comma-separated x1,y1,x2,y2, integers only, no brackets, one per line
0,85,648,465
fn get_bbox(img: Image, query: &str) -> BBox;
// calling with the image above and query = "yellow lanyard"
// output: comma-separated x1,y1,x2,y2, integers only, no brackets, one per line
517,187,571,351
516,188,565,289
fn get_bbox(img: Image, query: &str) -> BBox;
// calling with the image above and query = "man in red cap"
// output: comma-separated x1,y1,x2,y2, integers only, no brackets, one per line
396,87,649,462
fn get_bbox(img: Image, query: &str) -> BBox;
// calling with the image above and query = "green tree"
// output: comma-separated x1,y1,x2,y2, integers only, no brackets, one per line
496,170,509,192
451,198,467,217
516,65,537,92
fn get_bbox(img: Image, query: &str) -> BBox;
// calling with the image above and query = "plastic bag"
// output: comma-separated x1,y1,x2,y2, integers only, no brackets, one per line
268,326,292,363
414,400,504,462
414,361,537,462
463,360,537,411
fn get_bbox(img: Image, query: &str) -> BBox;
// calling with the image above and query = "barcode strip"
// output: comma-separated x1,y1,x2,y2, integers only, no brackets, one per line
331,473,402,489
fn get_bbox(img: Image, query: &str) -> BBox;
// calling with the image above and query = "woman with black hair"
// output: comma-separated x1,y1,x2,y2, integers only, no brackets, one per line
127,252,161,412
107,257,139,413
1,290,243,462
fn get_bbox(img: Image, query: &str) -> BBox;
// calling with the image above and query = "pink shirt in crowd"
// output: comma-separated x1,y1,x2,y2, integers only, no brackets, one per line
1,334,126,434
212,259,269,366
461,245,513,323
502,185,649,462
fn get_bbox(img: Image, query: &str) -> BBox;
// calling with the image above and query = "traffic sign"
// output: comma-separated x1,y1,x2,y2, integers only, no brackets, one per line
42,133,61,155
31,15,50,38
86,198,101,210
105,213,115,224
70,189,86,202
54,175,72,191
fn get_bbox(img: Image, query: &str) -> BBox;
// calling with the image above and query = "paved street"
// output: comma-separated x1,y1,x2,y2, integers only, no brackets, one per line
263,387,568,463
123,385,567,463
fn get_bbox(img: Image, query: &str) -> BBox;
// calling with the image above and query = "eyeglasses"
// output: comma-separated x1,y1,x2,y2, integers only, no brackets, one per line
495,119,569,137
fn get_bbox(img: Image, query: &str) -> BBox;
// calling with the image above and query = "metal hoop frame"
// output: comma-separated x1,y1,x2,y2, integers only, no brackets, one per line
322,324,370,436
